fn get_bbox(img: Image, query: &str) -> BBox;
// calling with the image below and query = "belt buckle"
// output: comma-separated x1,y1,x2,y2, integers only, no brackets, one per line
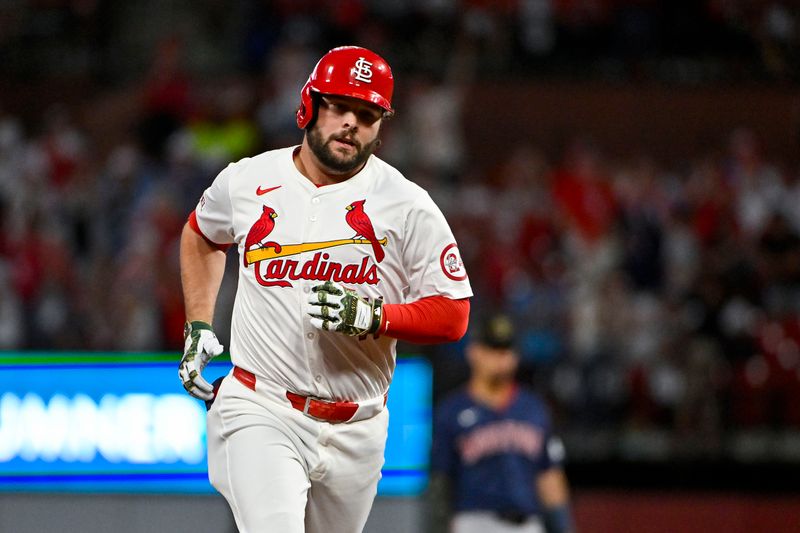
308,395,352,423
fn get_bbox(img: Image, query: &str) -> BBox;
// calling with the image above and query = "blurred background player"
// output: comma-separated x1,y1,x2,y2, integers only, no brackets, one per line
429,314,574,533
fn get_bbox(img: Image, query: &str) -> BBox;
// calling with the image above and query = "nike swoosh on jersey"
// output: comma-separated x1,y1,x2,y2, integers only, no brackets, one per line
256,185,282,195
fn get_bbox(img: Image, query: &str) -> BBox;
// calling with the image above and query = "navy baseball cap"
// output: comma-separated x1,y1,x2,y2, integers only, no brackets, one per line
475,314,516,349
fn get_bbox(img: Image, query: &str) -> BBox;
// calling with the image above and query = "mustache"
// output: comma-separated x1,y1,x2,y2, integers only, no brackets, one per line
329,131,361,149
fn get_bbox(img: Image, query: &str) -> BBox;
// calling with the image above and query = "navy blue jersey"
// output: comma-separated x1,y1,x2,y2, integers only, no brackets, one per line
430,385,564,516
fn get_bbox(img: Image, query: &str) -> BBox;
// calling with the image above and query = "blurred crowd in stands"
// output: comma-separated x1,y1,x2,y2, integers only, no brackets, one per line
1,0,799,461
1,1,798,84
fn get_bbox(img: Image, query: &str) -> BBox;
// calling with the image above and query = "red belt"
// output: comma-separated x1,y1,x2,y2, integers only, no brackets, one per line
233,366,365,423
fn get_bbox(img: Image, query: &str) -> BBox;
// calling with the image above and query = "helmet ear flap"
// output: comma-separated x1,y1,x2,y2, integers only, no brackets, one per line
296,80,314,129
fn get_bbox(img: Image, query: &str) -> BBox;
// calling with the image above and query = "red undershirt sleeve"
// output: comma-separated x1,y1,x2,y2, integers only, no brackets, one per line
188,211,232,252
381,296,470,344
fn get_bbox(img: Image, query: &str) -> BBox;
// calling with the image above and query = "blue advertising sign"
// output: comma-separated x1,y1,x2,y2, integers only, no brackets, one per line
0,353,431,496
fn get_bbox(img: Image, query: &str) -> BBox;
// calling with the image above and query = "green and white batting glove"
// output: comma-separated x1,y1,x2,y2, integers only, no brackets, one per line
307,281,383,337
179,321,224,401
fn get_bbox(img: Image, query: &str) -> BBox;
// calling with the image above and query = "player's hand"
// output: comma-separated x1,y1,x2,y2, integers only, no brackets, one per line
179,321,224,400
307,281,383,337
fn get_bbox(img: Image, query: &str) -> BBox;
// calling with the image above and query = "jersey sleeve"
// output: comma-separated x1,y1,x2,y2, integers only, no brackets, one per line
402,192,472,301
540,433,566,471
536,404,565,471
193,162,237,245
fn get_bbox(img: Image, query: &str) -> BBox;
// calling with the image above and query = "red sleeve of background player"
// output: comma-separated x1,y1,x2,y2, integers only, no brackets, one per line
380,296,470,344
188,211,231,252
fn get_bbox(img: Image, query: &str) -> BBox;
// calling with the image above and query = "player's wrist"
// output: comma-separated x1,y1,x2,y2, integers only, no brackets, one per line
369,299,383,335
542,503,574,533
184,320,213,340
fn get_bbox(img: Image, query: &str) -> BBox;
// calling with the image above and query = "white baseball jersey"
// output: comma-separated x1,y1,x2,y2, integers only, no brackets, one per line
194,145,473,402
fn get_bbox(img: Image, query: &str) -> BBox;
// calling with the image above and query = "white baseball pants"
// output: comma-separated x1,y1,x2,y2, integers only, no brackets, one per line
206,371,389,533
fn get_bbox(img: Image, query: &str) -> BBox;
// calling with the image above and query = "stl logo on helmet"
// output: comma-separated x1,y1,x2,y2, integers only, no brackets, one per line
353,57,373,83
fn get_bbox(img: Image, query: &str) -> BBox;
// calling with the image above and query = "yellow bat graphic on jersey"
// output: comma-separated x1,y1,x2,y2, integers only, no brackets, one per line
245,237,387,265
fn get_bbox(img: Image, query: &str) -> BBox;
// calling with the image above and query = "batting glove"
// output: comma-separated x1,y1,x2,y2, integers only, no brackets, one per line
179,321,224,401
307,281,383,337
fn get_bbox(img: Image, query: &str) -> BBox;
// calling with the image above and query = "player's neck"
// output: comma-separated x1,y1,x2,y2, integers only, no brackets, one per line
294,144,362,186
468,377,516,411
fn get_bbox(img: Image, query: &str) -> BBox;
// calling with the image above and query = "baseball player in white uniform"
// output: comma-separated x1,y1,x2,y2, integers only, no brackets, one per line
178,46,473,533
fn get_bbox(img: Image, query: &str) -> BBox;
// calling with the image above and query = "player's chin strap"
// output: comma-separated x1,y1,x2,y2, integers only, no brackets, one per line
306,280,383,337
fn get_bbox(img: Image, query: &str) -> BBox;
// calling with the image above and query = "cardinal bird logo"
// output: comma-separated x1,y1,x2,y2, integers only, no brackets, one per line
345,199,385,263
244,205,282,267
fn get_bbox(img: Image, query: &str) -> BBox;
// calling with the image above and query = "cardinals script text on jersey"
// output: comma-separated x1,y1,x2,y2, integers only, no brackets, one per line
243,199,386,287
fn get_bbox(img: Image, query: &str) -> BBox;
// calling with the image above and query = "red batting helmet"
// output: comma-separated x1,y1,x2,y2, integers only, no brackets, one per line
296,46,395,130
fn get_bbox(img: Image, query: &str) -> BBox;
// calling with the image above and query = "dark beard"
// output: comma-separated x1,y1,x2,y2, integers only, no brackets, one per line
307,126,380,174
